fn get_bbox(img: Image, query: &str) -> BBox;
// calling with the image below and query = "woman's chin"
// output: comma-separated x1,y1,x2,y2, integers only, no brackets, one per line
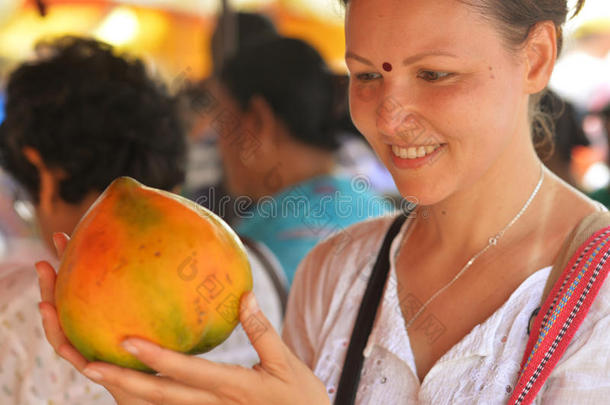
392,179,451,207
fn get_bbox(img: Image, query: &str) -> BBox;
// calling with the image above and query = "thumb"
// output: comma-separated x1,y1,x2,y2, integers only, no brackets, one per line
52,232,70,258
239,291,288,369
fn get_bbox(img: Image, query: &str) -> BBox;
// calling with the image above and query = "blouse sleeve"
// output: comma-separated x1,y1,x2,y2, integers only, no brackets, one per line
281,244,320,368
281,230,348,369
0,272,115,405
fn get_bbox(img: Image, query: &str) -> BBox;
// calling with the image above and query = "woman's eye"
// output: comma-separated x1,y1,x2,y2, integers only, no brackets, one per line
355,72,382,82
418,70,452,82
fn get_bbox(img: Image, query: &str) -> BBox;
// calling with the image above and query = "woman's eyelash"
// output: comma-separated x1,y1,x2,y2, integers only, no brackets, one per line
355,72,382,82
417,71,453,82
353,71,453,83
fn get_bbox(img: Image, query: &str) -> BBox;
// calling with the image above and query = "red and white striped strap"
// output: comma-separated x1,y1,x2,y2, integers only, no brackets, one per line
508,226,610,405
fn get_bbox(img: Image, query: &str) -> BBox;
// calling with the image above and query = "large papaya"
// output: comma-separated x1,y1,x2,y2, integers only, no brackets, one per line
55,176,252,371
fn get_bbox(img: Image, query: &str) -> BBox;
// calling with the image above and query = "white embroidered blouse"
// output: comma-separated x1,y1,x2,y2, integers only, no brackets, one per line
283,215,610,404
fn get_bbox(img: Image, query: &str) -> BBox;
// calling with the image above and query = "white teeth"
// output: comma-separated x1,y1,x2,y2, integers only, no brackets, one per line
392,144,441,159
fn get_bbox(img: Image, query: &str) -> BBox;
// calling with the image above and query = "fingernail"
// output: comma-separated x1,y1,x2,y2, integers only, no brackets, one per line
83,367,103,382
34,262,42,278
121,340,139,355
52,233,62,253
246,292,259,314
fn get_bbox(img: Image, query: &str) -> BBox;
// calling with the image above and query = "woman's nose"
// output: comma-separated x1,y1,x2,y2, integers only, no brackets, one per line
376,96,425,143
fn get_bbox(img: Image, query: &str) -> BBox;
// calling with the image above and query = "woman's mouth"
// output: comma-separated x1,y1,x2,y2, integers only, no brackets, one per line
389,143,447,169
391,144,441,159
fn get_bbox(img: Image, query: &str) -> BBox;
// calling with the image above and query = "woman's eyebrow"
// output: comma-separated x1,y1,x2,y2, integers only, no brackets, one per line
345,50,458,67
345,51,374,66
402,51,458,66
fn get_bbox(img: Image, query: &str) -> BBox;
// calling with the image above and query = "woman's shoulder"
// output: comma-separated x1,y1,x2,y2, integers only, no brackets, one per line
288,214,400,313
283,214,402,361
543,174,610,364
540,172,607,255
294,214,399,281
546,170,606,216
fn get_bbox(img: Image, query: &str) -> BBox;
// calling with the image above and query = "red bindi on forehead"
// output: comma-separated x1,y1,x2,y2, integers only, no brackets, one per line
382,62,392,72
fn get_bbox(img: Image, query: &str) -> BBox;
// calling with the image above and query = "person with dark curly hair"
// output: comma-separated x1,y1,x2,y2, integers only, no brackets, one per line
0,35,186,250
0,35,186,405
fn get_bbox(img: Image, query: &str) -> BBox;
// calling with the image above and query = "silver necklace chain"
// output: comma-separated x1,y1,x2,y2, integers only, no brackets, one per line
404,166,545,329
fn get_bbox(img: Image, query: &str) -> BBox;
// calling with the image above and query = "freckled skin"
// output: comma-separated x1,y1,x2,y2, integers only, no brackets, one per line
55,177,252,371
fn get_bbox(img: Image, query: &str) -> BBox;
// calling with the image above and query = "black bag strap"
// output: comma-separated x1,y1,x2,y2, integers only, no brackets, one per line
334,211,411,405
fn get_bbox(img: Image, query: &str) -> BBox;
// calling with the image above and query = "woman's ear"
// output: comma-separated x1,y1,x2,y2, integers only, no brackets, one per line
241,95,278,166
22,146,59,214
523,21,557,95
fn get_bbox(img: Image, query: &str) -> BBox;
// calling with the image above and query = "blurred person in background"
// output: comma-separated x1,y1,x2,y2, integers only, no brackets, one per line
587,103,610,206
210,36,392,286
180,12,396,225
0,35,282,405
550,18,610,113
178,11,279,215
0,60,38,257
539,90,591,189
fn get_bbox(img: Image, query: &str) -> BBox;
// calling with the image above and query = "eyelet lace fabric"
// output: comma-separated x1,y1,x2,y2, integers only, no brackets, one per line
283,216,610,405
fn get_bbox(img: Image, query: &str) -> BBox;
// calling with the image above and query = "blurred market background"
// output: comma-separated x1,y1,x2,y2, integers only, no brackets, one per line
0,0,348,83
1,0,610,245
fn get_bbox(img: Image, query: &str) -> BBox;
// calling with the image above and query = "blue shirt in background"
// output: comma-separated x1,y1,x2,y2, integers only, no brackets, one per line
235,175,393,286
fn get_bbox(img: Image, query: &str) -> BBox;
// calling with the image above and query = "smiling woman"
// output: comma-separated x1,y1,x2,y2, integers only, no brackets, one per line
34,1,610,405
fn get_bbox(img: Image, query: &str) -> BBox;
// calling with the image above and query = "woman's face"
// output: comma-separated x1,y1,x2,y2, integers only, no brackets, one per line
209,80,277,199
346,0,531,205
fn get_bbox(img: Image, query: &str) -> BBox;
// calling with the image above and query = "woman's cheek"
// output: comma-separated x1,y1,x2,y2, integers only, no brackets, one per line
350,80,382,104
349,81,381,134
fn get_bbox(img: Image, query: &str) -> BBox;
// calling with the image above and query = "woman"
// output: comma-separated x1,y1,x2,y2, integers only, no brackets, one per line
36,0,609,404
209,36,390,286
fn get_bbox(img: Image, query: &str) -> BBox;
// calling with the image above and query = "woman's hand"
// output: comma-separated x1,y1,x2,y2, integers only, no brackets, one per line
37,233,152,404
36,232,330,405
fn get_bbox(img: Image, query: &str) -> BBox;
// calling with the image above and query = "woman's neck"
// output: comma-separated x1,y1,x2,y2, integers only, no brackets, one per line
253,142,336,200
415,140,545,256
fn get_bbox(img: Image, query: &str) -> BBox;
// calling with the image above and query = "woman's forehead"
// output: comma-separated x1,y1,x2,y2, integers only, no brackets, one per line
345,0,494,56
345,0,479,36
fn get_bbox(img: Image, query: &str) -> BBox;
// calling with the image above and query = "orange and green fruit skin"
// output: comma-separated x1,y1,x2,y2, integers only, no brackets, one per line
55,177,252,371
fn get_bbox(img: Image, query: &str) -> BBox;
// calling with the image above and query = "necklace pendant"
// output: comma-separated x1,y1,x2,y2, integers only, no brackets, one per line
489,236,498,246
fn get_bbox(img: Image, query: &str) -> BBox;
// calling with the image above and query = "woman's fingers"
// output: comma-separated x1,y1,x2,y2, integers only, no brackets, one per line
52,232,70,257
38,301,88,370
239,292,292,375
119,338,249,392
37,261,88,369
35,260,57,303
82,362,221,405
